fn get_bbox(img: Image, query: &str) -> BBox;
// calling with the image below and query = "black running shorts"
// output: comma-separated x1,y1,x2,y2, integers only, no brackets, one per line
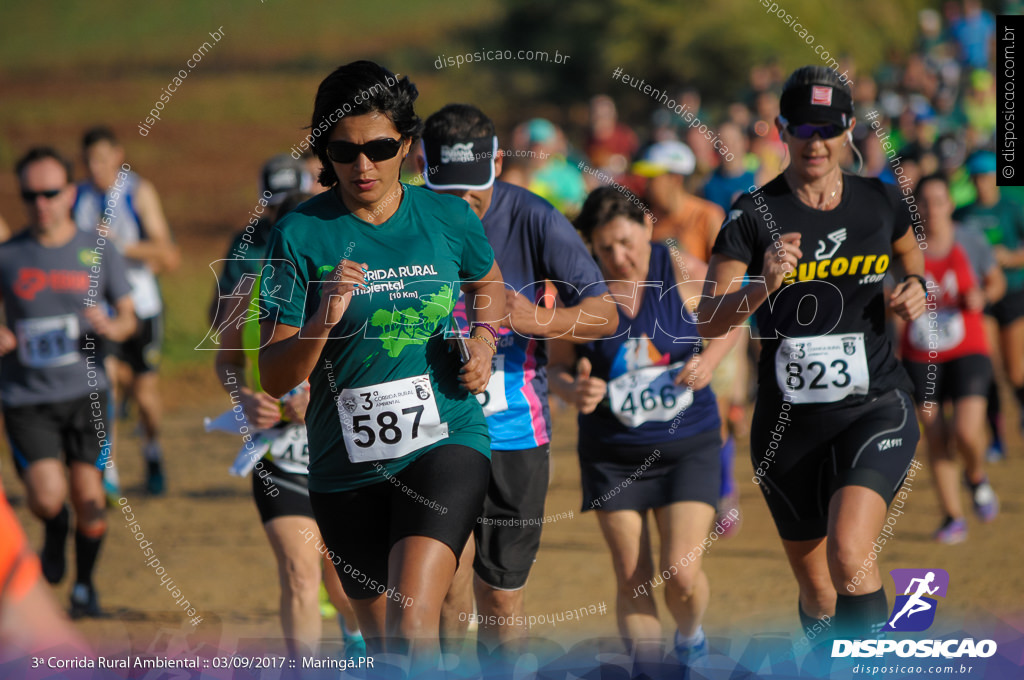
4,394,109,474
473,444,550,590
109,314,163,374
252,458,315,523
750,389,919,541
904,354,992,404
309,444,490,600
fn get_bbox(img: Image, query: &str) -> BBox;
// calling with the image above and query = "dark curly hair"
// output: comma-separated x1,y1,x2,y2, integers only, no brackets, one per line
574,186,647,242
310,60,423,188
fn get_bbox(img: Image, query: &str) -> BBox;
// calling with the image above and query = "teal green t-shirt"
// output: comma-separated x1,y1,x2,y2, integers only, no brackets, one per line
954,197,1024,292
261,184,495,492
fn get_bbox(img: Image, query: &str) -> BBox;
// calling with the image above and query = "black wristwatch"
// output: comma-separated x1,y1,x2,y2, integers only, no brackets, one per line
902,274,929,296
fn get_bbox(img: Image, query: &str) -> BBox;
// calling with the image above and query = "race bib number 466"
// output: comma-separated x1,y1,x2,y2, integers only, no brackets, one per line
607,362,694,428
338,375,449,463
775,334,869,404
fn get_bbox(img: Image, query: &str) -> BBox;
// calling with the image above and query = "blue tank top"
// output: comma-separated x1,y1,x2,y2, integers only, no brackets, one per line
578,242,720,447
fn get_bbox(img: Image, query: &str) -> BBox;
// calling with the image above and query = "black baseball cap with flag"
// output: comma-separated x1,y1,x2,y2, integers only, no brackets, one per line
421,135,499,191
780,83,853,127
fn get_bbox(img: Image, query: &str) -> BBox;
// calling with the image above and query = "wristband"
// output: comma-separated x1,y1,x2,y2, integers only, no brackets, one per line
471,321,499,340
470,335,497,355
902,274,929,296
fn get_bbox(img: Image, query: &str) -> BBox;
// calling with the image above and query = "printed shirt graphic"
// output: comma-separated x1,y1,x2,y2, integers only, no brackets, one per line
901,243,989,363
452,181,609,450
578,243,719,447
884,568,949,632
0,230,131,406
261,185,495,492
713,174,915,409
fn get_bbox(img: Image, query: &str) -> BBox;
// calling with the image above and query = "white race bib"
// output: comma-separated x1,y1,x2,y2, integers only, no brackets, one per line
607,361,694,428
16,314,80,369
476,354,508,417
908,309,965,353
127,267,162,318
775,334,869,404
265,423,310,474
338,375,448,463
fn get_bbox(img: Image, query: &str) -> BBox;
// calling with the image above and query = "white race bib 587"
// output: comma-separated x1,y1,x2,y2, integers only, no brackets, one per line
338,375,448,463
775,334,869,404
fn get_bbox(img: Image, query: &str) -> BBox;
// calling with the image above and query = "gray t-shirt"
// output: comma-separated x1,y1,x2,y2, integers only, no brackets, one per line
956,223,997,281
0,229,131,406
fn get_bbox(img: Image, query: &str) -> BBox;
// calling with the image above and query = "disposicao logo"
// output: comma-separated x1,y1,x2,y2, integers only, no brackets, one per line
885,568,948,632
832,568,997,659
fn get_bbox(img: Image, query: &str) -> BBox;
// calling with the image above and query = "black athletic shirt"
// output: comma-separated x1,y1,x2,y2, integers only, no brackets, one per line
712,174,915,410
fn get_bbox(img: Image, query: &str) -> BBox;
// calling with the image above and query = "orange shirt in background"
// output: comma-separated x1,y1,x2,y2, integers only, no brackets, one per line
650,194,726,264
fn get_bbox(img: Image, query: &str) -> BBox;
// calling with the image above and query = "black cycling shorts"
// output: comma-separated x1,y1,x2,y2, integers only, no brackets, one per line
904,354,992,405
750,389,919,541
309,445,490,600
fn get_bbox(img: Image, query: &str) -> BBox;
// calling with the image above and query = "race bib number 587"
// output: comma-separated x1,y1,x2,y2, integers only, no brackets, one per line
338,375,449,463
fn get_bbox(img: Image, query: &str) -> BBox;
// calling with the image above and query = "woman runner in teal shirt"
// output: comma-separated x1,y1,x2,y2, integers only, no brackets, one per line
258,61,506,667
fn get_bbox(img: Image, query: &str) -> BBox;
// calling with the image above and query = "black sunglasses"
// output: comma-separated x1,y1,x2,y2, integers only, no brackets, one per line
780,117,846,141
325,138,403,164
20,188,64,202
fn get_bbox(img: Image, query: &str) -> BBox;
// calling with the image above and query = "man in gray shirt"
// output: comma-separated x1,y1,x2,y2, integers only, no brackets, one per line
0,147,135,617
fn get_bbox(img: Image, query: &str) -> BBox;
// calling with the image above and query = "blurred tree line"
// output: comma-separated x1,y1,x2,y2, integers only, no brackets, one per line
424,0,926,134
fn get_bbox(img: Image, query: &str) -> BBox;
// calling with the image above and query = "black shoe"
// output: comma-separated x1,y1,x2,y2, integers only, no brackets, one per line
40,522,67,584
146,459,166,495
69,583,101,619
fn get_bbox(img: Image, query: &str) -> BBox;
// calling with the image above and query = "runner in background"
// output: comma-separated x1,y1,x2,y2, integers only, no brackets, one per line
585,95,639,178
637,140,746,534
901,174,999,543
418,104,616,662
509,118,588,215
73,126,180,496
208,154,311,328
701,122,757,213
953,151,1024,457
950,200,1008,462
550,186,740,675
213,207,363,655
1,147,136,617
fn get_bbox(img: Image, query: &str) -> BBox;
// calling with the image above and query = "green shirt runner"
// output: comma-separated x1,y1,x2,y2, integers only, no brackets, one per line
261,184,495,492
954,197,1024,293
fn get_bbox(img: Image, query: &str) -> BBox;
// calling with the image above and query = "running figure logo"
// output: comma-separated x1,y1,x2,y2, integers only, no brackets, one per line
884,568,949,632
815,227,847,260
